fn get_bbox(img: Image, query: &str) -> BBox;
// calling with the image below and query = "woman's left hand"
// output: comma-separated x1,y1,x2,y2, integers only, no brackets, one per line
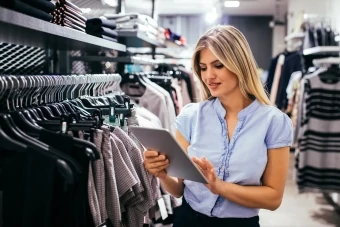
192,157,222,195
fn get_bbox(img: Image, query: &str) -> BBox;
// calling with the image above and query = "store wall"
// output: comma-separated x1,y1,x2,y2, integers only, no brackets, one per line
272,25,286,57
159,15,273,69
222,16,273,69
287,0,340,33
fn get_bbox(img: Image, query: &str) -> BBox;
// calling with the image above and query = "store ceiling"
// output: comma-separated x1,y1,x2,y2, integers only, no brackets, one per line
126,0,288,16
74,0,288,18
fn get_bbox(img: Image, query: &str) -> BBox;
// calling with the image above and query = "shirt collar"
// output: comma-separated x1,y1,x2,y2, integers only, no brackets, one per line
213,97,260,120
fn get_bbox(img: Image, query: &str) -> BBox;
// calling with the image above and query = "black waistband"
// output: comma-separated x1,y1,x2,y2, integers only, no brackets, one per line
174,197,259,227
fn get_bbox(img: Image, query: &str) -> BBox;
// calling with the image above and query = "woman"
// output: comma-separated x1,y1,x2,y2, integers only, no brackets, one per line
143,25,293,227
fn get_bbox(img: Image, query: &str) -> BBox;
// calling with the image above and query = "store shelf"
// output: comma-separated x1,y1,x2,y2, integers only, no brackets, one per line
117,30,166,48
0,7,126,52
71,56,156,64
284,32,305,41
303,46,340,55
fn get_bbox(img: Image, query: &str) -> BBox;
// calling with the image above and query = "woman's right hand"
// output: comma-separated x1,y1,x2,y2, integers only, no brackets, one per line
143,149,169,179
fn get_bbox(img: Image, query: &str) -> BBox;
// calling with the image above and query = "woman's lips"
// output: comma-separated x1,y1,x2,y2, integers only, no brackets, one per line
208,83,221,90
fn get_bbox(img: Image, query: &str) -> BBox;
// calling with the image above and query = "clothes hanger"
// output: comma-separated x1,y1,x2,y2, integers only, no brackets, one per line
11,75,101,161
0,123,75,184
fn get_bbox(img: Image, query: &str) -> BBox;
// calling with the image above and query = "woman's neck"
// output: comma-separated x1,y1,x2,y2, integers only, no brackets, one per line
218,92,253,117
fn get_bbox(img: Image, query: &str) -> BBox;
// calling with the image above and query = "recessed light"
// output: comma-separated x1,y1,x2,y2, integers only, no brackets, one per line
224,1,240,7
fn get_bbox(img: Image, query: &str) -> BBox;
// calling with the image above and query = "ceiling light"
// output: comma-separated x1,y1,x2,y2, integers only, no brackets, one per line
224,1,240,7
205,7,218,23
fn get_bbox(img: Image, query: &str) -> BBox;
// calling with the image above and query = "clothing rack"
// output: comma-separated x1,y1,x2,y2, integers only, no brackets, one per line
313,57,340,67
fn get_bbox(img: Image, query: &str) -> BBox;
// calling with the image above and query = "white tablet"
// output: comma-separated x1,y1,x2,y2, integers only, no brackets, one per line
129,126,208,184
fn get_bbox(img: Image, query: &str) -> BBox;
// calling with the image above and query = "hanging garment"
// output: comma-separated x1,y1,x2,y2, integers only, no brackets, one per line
270,54,285,104
296,70,340,193
120,84,170,132
275,52,302,110
101,127,123,227
265,54,280,94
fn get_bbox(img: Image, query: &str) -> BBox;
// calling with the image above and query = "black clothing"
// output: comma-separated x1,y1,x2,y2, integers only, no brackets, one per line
86,18,117,30
173,198,260,227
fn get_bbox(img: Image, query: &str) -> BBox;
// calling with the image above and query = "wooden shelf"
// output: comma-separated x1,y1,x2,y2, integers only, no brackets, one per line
0,7,126,52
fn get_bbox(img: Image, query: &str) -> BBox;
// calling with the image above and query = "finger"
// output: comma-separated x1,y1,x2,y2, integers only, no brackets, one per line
148,163,169,173
145,155,167,163
192,157,206,169
202,157,214,169
210,168,217,181
144,150,159,158
146,160,169,169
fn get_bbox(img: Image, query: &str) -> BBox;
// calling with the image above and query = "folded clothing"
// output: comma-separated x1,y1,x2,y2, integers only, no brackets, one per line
58,0,82,14
0,0,52,22
21,0,55,13
52,14,86,29
86,27,118,39
55,3,87,22
52,8,86,26
104,13,158,29
86,18,117,30
54,19,85,33
115,22,158,36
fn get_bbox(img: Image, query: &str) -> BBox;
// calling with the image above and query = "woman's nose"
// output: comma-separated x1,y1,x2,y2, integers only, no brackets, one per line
206,68,216,79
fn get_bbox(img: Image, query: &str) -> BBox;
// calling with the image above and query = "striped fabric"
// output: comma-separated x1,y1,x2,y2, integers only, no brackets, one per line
296,71,340,193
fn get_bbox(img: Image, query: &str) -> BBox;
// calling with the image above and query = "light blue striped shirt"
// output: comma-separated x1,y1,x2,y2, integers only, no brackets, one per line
175,97,293,218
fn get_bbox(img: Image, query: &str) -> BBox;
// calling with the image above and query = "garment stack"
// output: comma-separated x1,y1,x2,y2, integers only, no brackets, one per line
292,67,340,193
164,28,186,46
104,13,165,43
51,0,86,33
0,0,55,22
86,18,118,42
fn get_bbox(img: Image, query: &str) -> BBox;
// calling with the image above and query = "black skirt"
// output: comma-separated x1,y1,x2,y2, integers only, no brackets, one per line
173,197,260,227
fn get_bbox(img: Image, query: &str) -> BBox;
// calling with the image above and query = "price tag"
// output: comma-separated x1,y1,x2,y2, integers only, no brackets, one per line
162,194,173,214
157,197,169,220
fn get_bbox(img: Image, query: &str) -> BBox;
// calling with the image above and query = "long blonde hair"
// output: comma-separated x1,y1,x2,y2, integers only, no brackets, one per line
192,25,270,105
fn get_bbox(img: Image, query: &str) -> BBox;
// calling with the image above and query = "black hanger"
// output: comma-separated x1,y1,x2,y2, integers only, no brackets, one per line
120,73,147,89
0,125,27,151
0,125,75,184
0,114,48,151
10,110,42,135
319,65,340,83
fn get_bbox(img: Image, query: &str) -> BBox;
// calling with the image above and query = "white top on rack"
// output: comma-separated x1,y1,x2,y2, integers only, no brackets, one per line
313,57,340,66
303,46,340,55
284,32,305,42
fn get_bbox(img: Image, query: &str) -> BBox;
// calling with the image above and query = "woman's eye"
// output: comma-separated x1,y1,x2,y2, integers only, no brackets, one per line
215,64,224,69
200,67,207,71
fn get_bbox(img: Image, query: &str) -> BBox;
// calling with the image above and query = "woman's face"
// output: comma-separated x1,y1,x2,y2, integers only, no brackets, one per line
199,48,239,98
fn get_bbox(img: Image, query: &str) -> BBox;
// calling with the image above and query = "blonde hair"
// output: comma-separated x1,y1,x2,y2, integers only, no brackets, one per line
192,25,270,105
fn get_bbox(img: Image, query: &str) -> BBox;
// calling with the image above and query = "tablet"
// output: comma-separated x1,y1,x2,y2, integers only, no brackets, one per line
129,126,208,184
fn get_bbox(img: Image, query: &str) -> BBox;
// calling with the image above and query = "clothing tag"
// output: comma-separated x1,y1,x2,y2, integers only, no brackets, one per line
157,197,168,220
97,222,107,227
162,194,173,214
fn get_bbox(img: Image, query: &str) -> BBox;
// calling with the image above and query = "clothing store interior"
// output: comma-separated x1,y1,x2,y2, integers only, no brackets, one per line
0,0,340,226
